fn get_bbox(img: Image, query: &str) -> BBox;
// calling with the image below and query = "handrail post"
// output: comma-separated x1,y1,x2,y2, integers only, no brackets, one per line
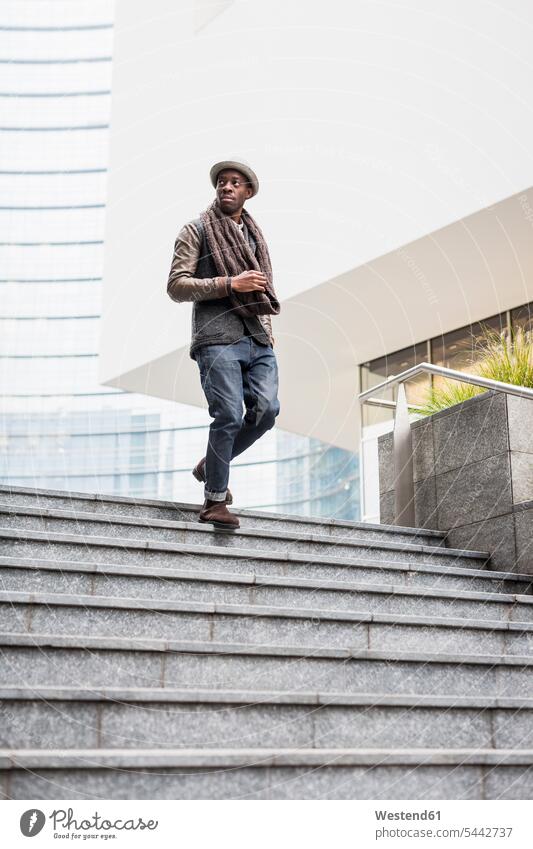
358,425,366,522
393,383,415,527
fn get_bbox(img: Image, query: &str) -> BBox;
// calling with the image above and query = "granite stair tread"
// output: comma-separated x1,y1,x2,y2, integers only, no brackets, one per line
0,484,446,539
0,539,496,577
4,589,533,655
3,630,533,665
4,749,533,799
4,633,533,700
1,553,529,596
3,688,533,752
3,747,533,768
3,685,533,709
0,505,465,556
0,555,531,604
4,588,533,630
0,524,489,561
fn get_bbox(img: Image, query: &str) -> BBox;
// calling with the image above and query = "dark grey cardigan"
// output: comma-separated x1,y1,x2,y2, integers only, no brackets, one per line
189,218,271,360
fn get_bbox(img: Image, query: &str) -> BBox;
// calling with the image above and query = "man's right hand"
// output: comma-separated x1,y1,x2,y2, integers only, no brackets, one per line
230,270,267,292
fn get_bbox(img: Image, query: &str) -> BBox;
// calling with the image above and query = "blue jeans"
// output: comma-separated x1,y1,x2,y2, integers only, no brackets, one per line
195,337,280,501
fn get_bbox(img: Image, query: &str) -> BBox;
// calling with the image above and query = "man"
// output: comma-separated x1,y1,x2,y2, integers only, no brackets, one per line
167,158,281,529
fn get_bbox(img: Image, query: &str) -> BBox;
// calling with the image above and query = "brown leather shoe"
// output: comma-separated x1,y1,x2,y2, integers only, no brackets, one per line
198,498,240,529
192,457,233,504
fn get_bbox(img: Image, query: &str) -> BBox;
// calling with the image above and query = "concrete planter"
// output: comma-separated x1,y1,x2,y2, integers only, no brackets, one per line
378,390,533,572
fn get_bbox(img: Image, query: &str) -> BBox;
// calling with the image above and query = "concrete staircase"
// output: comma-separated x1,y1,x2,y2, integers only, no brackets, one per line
1,484,533,800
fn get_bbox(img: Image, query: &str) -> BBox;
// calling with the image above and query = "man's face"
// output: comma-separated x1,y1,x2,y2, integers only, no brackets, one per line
215,169,253,214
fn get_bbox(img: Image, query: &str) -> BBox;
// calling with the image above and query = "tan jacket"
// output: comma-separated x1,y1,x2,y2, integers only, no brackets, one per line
167,221,274,345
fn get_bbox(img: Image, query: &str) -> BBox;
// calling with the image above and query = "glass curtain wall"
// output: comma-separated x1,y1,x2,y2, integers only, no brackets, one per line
430,313,507,383
360,341,430,429
360,309,516,416
0,1,359,520
511,302,533,334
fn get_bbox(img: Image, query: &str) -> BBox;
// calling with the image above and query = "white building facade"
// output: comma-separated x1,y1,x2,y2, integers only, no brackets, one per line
99,0,533,517
0,0,358,520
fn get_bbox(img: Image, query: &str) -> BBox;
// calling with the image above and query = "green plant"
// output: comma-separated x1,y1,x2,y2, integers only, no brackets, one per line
418,324,533,416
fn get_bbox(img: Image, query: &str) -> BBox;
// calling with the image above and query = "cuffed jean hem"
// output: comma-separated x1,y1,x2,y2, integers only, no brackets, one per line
204,488,227,502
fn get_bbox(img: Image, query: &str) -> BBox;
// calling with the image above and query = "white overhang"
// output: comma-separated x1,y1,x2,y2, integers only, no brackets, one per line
100,1,533,451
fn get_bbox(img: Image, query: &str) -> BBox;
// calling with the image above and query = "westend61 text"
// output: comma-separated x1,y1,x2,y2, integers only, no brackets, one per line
375,810,441,821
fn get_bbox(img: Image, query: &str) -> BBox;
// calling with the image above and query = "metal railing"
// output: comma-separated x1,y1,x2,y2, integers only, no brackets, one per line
358,362,533,526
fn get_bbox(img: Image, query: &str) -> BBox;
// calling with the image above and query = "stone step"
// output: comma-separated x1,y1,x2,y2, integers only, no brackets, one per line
3,633,533,697
2,747,533,799
2,687,532,751
0,526,489,573
3,590,533,656
0,485,446,545
4,483,528,802
0,506,467,564
0,506,458,565
1,558,532,623
1,546,528,598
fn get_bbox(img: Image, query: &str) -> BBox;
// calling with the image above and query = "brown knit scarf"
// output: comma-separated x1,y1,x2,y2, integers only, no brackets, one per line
200,198,280,318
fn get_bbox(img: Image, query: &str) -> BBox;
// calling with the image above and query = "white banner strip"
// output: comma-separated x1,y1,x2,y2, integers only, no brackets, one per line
3,800,531,848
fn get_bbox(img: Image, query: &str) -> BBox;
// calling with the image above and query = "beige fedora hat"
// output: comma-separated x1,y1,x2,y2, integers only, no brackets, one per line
210,157,259,196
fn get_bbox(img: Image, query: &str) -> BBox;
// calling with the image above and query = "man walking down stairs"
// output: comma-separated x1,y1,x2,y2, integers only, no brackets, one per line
1,484,533,799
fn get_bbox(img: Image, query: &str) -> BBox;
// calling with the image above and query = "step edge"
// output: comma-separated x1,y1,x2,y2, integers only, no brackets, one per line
0,553,528,584
0,525,490,561
0,556,529,605
0,513,455,556
2,686,533,709
0,503,445,547
0,485,445,537
1,631,531,666
1,589,531,632
1,747,533,768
